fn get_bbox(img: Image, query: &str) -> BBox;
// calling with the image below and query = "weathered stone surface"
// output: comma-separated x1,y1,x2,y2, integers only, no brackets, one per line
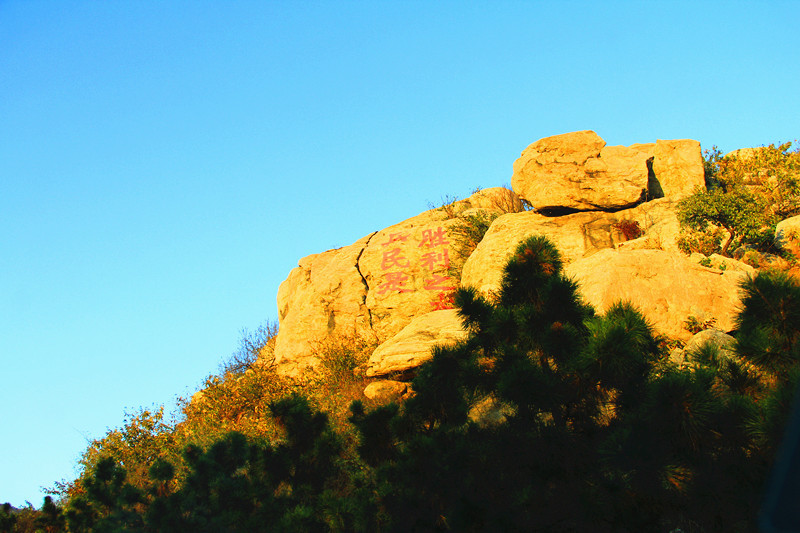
274,234,375,374
511,132,704,211
275,190,501,374
274,132,710,375
564,249,747,340
366,309,468,377
363,380,409,403
671,328,737,367
652,139,704,200
688,253,756,274
460,199,681,298
359,210,464,343
776,215,800,249
511,131,651,211
685,328,736,357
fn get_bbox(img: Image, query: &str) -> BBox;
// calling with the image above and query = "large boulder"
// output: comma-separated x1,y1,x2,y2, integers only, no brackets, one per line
564,249,748,341
363,380,410,403
274,191,503,375
652,139,705,200
365,309,468,377
510,131,704,211
776,215,800,250
460,199,681,298
684,328,737,358
274,234,375,375
359,208,467,342
511,130,652,211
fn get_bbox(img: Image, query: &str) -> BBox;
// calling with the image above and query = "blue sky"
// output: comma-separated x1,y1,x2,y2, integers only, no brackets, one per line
1,0,798,507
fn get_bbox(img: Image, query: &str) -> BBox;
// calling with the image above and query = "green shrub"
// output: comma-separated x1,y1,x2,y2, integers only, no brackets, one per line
677,141,800,256
677,226,725,256
448,211,499,262
684,314,716,334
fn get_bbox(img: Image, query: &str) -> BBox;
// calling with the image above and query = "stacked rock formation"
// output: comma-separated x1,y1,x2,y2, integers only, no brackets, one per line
271,130,752,384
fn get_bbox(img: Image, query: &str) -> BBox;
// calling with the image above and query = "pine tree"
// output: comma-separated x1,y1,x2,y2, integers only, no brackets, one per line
352,235,798,532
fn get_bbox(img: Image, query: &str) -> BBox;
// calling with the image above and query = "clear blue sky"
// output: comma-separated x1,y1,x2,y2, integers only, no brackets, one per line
1,0,798,507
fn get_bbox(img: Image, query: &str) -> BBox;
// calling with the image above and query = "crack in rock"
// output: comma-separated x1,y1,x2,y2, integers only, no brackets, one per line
355,231,378,331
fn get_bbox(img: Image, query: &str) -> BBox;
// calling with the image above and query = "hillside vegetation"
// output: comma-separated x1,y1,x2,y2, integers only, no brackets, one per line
4,142,800,532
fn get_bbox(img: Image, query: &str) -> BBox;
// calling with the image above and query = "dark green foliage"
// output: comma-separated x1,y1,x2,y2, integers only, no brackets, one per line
736,270,800,377
351,234,800,532
0,504,16,533
58,395,371,532
145,395,361,532
449,211,498,259
703,145,725,187
23,234,800,532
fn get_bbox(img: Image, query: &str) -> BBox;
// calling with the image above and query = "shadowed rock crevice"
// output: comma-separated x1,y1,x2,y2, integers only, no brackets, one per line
646,157,665,200
354,231,378,331
536,196,649,217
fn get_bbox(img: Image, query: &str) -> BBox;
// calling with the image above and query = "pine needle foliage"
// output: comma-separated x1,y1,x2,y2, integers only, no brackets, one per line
351,235,800,532
15,237,800,532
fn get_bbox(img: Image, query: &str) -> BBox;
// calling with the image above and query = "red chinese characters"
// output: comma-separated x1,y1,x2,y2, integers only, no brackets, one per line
424,273,456,291
374,226,456,308
430,291,456,310
419,227,456,309
420,249,450,271
376,271,412,295
419,227,450,248
381,247,410,270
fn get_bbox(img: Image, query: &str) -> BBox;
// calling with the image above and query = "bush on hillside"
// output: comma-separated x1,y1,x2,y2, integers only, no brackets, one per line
220,320,279,375
677,142,800,256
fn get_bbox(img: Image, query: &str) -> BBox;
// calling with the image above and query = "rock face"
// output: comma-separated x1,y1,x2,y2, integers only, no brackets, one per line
363,380,409,403
564,249,747,340
652,139,705,199
510,131,703,211
365,309,468,377
684,329,737,358
511,131,650,211
460,199,681,298
776,215,800,249
274,233,375,375
274,191,508,375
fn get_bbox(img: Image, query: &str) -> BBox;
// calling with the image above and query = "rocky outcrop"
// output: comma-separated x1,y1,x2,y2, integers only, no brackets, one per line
776,215,800,249
460,199,681,298
274,234,375,375
510,131,703,212
274,191,508,375
511,131,651,211
685,328,737,358
363,380,410,403
652,139,705,199
272,130,740,380
564,249,747,340
365,309,468,377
